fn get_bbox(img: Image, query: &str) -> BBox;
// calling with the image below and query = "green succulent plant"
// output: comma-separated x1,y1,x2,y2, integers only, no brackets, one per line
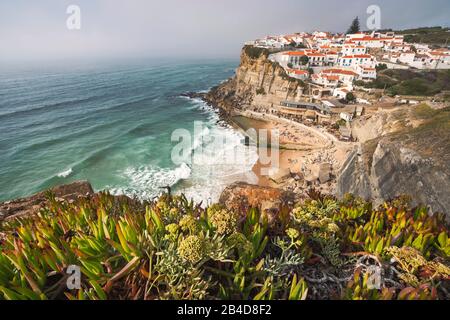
0,190,448,300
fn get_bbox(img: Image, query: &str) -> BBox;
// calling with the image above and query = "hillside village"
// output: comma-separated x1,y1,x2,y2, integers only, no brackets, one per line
241,30,450,140
199,27,450,196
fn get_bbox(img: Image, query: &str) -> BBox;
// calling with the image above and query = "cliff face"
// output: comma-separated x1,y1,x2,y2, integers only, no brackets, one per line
337,105,450,217
205,46,306,113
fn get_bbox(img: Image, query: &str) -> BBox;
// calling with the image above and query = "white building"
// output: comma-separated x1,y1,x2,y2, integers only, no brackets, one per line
429,50,450,64
308,52,327,66
280,50,327,67
340,112,353,122
333,87,352,99
413,43,430,54
338,54,377,69
286,69,309,80
342,45,367,56
398,52,416,65
355,65,377,80
321,69,358,86
311,73,339,88
280,51,308,67
325,51,339,65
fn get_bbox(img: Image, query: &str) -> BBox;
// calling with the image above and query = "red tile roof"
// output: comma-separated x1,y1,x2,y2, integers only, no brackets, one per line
322,69,358,76
283,51,306,56
287,69,309,75
341,54,372,59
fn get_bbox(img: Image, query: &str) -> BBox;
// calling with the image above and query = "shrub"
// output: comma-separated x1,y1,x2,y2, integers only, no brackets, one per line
376,63,388,72
346,92,356,103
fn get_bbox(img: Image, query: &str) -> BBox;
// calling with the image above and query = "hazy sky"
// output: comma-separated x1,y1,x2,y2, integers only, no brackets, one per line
0,0,449,61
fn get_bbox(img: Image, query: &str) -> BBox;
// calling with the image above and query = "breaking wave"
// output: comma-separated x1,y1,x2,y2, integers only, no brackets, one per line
108,163,192,200
57,168,73,178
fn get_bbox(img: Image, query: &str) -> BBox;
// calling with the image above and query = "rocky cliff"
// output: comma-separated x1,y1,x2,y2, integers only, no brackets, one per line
204,46,307,113
337,105,450,217
0,181,94,221
0,181,142,222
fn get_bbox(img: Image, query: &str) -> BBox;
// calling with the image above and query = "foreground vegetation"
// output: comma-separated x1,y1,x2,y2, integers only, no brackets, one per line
0,190,449,300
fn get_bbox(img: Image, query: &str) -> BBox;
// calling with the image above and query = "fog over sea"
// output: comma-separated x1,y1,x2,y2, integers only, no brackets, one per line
0,59,259,204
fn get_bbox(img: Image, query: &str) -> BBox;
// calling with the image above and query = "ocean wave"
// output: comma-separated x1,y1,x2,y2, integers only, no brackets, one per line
8,120,124,157
185,97,230,127
0,94,109,121
57,168,73,178
108,163,192,200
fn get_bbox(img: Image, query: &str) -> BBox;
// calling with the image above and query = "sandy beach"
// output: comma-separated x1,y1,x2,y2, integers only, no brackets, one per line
229,114,353,193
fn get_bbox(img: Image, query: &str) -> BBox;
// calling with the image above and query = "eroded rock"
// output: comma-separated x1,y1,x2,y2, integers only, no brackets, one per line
0,181,94,221
219,182,297,225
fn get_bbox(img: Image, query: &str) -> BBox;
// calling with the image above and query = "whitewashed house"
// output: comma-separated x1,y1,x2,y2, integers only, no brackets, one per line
321,69,358,86
340,112,353,122
398,52,416,65
413,43,430,54
325,51,339,65
429,51,450,64
281,51,308,67
286,69,309,80
311,73,339,88
308,52,326,66
333,87,352,99
355,66,377,80
342,45,367,56
338,54,377,69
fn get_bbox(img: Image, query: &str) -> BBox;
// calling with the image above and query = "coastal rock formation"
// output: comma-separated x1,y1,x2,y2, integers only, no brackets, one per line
204,46,306,113
219,182,297,225
201,47,450,219
0,181,94,221
337,105,450,218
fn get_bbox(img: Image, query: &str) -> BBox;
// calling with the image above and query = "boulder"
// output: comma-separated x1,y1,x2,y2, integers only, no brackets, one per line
318,163,332,184
269,168,292,184
219,182,297,224
304,174,319,187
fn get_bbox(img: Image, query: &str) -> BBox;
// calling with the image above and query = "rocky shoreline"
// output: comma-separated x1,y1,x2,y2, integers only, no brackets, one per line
181,85,351,198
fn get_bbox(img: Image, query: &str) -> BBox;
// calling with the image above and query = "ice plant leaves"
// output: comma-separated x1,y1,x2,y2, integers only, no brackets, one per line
0,191,448,300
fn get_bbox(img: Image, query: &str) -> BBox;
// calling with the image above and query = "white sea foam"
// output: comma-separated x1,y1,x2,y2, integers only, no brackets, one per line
109,95,259,205
57,168,73,178
176,122,259,205
108,162,192,200
187,98,227,125
109,124,258,204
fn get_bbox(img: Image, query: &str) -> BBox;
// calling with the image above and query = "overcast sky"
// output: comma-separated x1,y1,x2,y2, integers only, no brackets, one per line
0,0,449,62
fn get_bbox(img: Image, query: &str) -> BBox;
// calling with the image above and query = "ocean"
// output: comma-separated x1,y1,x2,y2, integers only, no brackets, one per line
0,59,259,204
